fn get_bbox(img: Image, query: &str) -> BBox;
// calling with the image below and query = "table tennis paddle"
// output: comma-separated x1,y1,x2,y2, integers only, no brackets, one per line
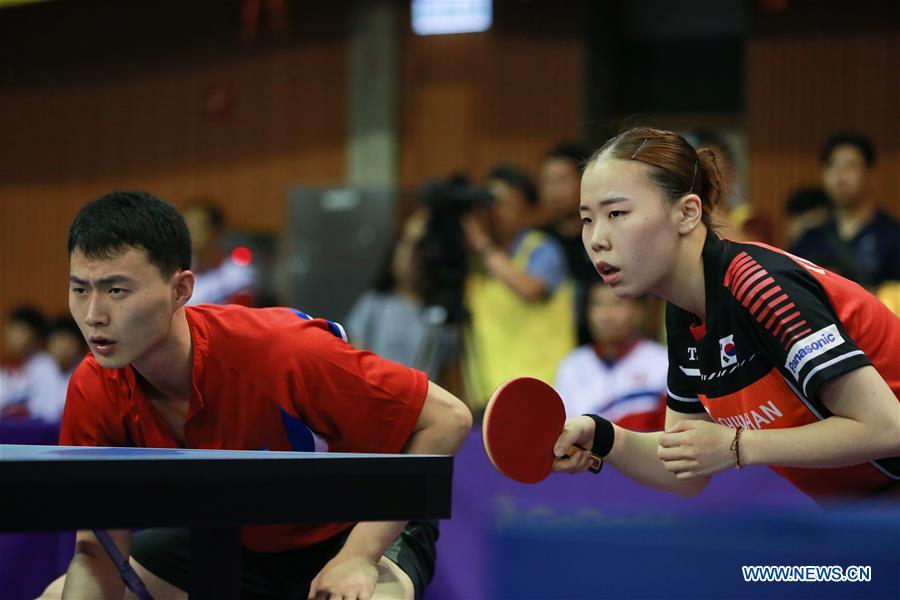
482,377,603,484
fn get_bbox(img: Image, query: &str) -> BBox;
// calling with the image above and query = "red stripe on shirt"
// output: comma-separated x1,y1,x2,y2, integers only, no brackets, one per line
748,283,780,314
757,293,789,323
730,258,759,290
735,268,768,303
765,301,796,331
785,327,813,348
779,319,808,345
732,261,762,289
772,309,801,338
724,252,753,287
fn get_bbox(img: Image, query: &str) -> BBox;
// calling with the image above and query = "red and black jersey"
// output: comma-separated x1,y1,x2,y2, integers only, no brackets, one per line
666,232,900,502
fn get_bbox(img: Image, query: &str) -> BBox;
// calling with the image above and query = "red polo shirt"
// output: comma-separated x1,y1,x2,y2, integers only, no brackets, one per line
60,304,429,552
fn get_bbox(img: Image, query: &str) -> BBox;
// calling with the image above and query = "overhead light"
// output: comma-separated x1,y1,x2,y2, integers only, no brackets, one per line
412,0,492,36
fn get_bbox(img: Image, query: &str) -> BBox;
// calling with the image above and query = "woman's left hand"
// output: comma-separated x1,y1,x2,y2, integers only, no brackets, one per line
657,420,738,479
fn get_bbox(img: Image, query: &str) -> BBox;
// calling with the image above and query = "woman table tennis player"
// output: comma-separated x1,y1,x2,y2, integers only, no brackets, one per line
554,127,899,503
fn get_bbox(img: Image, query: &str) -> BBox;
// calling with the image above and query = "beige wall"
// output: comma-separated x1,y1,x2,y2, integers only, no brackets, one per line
2,3,897,347
398,28,583,192
746,30,900,246
0,11,584,341
0,42,348,336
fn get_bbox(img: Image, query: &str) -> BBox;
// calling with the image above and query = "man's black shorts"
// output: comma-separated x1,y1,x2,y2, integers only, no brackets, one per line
131,520,438,599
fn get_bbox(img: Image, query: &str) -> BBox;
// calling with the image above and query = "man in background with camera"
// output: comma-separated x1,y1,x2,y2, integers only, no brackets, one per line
460,165,576,410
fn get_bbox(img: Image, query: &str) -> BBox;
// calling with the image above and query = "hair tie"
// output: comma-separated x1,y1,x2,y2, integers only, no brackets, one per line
688,160,699,192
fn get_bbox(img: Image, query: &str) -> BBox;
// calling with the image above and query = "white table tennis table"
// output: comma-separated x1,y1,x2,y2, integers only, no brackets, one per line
0,444,453,599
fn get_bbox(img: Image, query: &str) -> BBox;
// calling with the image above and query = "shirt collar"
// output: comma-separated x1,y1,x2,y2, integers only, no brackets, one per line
698,229,729,326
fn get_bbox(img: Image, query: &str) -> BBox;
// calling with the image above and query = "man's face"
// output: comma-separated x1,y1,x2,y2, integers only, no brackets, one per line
47,330,85,370
3,321,38,359
488,179,531,240
540,158,581,220
823,144,869,209
69,246,182,369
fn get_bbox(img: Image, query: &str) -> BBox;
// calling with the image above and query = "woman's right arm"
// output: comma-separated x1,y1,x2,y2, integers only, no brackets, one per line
553,409,712,496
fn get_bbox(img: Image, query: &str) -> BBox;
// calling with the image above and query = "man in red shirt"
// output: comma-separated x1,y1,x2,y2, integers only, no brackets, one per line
43,191,472,600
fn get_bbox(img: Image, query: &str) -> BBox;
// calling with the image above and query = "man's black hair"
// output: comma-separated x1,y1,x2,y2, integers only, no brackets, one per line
48,315,84,340
820,132,876,168
68,191,192,278
8,306,49,341
487,164,539,206
785,186,832,216
544,142,591,171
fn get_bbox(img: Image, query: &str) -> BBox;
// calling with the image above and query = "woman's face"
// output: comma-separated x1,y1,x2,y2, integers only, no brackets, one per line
580,159,682,299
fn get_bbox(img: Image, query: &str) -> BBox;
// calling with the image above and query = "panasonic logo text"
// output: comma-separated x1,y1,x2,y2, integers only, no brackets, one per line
785,324,844,379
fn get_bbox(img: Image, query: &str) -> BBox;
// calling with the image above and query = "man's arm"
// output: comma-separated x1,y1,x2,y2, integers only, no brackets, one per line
62,529,131,599
308,381,471,600
481,249,550,301
461,215,553,302
319,381,471,561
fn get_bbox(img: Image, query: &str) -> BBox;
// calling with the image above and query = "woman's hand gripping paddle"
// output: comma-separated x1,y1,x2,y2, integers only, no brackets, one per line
482,377,602,483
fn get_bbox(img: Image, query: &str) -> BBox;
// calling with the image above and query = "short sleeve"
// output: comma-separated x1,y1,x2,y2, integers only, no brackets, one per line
526,239,567,293
724,249,871,400
277,321,429,454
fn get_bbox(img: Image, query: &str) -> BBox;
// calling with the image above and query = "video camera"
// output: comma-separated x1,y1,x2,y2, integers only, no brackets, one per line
417,175,493,324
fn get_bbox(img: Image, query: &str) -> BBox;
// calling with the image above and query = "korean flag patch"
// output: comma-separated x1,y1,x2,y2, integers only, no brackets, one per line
719,334,737,368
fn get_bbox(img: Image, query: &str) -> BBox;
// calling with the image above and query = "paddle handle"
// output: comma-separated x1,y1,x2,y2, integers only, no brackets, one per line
567,444,603,474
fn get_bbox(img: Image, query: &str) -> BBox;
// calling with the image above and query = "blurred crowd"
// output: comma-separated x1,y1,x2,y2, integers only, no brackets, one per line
348,128,899,423
2,129,898,428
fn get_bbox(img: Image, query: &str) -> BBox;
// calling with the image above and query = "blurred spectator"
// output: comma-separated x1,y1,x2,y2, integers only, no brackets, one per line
555,283,667,432
0,306,68,422
783,186,833,247
47,315,88,379
345,211,458,381
691,130,774,244
539,142,598,345
462,165,575,409
789,132,900,289
183,198,259,305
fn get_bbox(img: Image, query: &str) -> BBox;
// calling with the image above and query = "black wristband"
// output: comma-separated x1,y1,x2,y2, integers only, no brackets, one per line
583,414,615,458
